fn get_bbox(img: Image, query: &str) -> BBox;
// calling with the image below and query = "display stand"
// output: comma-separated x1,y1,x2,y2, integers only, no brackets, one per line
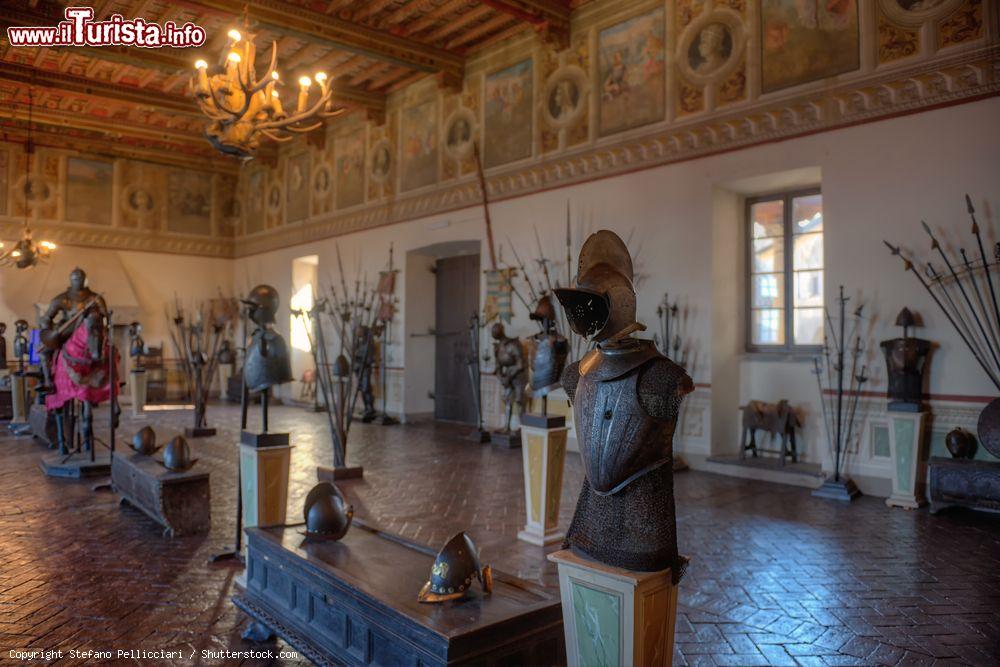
40,451,111,478
928,456,1000,515
548,549,680,667
239,431,291,529
885,410,928,509
518,414,568,546
9,372,29,429
491,429,521,449
218,363,233,400
316,463,364,481
129,369,148,418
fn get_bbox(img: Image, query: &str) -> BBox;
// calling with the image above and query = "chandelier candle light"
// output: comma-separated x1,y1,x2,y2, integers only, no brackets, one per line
189,27,342,159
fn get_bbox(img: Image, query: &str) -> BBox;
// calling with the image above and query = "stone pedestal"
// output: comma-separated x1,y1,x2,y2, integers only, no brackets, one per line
10,373,29,425
518,417,568,546
886,410,928,509
548,549,680,667
239,431,291,529
129,369,148,418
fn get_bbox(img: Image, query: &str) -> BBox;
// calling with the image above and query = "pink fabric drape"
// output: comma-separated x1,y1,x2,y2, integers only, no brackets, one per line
45,322,119,410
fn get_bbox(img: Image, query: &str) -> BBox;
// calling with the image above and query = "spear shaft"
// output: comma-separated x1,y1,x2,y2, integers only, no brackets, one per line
968,193,1000,349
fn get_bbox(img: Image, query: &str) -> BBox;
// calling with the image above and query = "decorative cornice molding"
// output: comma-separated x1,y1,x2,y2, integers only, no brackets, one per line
234,43,1000,258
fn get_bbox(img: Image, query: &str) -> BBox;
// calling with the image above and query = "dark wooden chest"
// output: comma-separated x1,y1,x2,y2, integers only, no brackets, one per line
928,456,1000,515
111,451,210,536
235,523,565,666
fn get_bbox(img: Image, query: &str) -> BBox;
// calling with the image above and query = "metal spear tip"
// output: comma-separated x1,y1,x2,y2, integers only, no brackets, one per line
966,193,975,214
883,240,901,255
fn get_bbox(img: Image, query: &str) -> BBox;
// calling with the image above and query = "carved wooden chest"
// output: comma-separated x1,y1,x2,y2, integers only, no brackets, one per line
928,456,1000,515
234,522,565,666
111,450,210,536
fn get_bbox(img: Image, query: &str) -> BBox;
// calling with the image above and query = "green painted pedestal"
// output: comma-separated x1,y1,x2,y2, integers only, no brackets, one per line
240,440,292,529
518,422,568,546
129,369,148,418
886,410,928,510
548,549,679,667
10,373,29,425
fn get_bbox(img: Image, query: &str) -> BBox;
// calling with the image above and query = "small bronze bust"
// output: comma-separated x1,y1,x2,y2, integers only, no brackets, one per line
491,322,527,433
880,308,931,412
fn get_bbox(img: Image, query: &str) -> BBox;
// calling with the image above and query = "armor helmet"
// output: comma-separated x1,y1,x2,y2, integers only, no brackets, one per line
530,295,557,325
554,230,636,342
418,532,493,603
69,267,87,290
161,435,196,471
333,353,350,378
131,426,159,456
302,482,354,541
15,319,28,334
243,285,280,326
490,322,505,340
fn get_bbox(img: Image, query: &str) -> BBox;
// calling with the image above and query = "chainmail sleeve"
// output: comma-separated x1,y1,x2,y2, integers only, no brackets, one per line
637,358,694,420
560,360,581,403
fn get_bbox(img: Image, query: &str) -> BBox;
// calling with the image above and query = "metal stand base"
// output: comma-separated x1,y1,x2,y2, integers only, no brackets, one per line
470,428,491,443
40,452,111,479
491,430,522,449
375,414,398,426
185,427,217,438
317,464,364,481
208,550,245,565
812,476,861,502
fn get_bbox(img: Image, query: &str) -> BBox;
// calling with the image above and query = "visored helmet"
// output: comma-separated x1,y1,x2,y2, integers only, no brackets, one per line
161,435,196,471
131,426,159,456
529,294,557,324
418,532,493,603
554,230,636,342
302,482,354,541
243,285,280,326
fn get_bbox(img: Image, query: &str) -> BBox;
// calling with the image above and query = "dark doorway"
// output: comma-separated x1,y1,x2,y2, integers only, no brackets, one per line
434,253,480,423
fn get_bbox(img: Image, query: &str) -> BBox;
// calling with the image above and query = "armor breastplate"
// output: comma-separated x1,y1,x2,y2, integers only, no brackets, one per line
574,353,672,496
530,333,568,395
244,329,293,393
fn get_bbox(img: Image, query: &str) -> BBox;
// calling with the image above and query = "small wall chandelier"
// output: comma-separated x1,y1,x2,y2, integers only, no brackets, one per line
190,20,342,159
1,88,56,270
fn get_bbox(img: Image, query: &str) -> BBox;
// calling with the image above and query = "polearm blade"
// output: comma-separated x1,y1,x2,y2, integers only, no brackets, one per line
925,260,996,379
533,225,555,295
921,220,1000,371
886,241,1000,390
968,193,1000,349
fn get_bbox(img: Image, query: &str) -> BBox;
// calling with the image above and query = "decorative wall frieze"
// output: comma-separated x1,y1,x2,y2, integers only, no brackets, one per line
235,43,999,258
0,219,234,257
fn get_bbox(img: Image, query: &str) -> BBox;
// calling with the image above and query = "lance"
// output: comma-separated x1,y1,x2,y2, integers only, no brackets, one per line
926,260,995,379
507,236,540,303
533,225,555,295
921,220,1000,370
960,245,1000,356
812,356,834,462
566,200,573,287
967,193,1000,347
473,142,498,270
886,241,1000,389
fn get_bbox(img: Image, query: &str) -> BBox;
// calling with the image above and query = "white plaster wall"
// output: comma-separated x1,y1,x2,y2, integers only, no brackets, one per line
225,97,1000,485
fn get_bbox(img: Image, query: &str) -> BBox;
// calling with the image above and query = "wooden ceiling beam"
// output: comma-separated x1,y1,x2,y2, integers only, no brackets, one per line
426,5,493,43
477,0,571,48
0,104,207,148
187,0,464,82
447,14,515,49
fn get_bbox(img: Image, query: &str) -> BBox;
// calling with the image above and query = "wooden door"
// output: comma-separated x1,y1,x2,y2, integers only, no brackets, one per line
434,254,480,423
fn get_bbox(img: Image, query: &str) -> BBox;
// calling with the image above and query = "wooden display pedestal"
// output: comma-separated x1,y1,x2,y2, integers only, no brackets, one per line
40,452,111,478
886,410,928,509
518,416,568,546
239,431,291,529
129,369,148,418
9,373,29,428
548,549,679,667
317,464,364,481
112,450,210,536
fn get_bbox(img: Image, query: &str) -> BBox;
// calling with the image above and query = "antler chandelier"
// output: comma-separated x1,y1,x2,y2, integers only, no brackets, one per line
1,88,56,270
190,26,342,159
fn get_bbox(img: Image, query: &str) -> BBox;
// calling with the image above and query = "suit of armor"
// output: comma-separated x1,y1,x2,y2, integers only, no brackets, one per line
491,323,527,432
38,268,107,390
353,324,377,423
529,295,569,399
555,230,692,581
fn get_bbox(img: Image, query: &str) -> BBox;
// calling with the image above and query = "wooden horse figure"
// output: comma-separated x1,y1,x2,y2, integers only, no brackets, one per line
45,307,119,456
739,399,800,466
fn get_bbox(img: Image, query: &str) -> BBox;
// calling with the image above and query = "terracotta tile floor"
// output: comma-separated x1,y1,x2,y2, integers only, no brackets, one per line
1,403,999,666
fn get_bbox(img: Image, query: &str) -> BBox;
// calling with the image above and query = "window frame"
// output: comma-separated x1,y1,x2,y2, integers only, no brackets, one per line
745,186,824,354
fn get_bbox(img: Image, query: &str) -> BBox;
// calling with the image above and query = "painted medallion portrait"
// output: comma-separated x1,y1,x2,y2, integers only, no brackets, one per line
548,78,580,123
761,0,859,93
335,130,365,209
688,23,733,75
484,59,533,168
598,8,666,137
65,157,113,225
401,100,438,192
285,152,310,223
444,108,476,160
370,140,392,184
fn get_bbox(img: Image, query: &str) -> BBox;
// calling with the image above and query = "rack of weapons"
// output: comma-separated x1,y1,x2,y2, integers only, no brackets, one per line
293,245,383,469
886,195,1000,392
811,286,869,483
166,298,235,434
655,293,690,367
